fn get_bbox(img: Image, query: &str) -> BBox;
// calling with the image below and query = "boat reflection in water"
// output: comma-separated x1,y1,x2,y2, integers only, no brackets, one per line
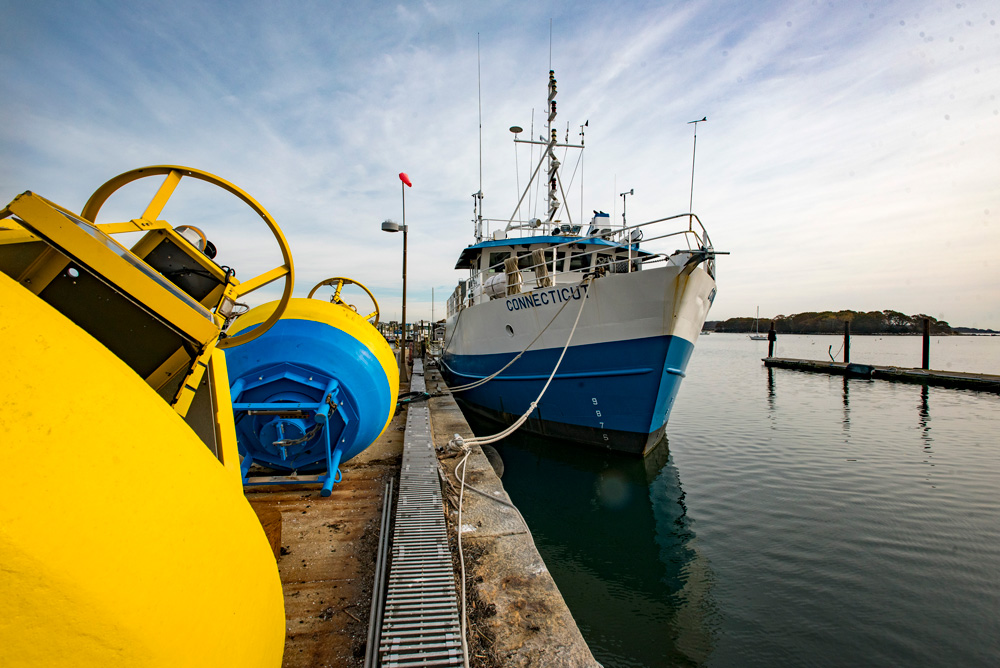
467,414,718,667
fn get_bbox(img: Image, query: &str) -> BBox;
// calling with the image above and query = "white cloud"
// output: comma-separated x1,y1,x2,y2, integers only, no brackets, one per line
2,0,998,327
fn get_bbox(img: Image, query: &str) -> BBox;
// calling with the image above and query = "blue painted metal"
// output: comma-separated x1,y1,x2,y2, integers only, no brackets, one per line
440,334,695,444
225,317,393,490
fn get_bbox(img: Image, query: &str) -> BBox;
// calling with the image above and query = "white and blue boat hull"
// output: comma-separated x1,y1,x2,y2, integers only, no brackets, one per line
441,263,715,455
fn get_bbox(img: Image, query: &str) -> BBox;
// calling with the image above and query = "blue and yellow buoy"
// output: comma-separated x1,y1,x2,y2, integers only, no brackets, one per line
225,277,399,496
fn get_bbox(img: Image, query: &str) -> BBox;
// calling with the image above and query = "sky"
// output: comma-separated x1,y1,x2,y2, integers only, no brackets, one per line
2,0,998,329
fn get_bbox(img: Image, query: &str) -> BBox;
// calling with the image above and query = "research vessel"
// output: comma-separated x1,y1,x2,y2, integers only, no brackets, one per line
440,71,720,455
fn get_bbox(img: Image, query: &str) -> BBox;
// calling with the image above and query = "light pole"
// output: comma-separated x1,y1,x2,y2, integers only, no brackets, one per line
382,171,412,377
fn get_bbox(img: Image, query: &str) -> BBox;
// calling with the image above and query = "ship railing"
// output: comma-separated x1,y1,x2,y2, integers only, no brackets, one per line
458,213,712,306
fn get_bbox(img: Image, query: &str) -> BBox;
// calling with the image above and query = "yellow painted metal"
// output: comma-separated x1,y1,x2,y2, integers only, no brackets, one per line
205,348,243,480
229,297,400,440
0,272,284,667
6,192,220,340
307,276,381,324
146,346,198,392
92,218,172,235
0,214,38,244
16,244,70,296
81,165,295,350
170,336,219,417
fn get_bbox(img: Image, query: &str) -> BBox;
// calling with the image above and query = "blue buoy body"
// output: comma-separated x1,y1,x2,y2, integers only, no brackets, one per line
225,299,398,494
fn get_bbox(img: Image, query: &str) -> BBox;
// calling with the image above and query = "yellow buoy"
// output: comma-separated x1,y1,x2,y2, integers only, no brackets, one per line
0,272,285,667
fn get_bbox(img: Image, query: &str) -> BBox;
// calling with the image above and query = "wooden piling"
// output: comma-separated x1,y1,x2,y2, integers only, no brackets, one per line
844,321,851,364
767,321,776,358
922,318,930,370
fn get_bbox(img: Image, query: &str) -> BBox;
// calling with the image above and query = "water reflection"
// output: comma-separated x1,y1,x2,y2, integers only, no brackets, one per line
766,367,776,414
466,415,717,667
842,376,851,434
918,384,932,448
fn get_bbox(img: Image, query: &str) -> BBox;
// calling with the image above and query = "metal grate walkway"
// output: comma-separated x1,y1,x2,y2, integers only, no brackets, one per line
379,359,464,667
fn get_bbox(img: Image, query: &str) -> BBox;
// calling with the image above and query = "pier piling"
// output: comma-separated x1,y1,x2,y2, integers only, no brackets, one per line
767,321,776,358
922,318,930,370
844,321,851,364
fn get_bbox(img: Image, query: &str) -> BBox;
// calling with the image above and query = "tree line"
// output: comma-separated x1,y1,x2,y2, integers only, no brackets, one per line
711,310,955,335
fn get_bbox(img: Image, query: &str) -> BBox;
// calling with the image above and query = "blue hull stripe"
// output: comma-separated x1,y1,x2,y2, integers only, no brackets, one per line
441,334,695,439
442,366,655,381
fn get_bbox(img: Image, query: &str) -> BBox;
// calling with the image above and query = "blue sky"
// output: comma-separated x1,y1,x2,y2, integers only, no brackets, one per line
2,0,998,328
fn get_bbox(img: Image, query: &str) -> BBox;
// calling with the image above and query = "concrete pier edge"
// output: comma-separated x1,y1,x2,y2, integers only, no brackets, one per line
424,359,601,668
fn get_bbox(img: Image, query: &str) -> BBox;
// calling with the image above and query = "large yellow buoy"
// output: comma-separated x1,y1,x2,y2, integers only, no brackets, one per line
0,272,285,667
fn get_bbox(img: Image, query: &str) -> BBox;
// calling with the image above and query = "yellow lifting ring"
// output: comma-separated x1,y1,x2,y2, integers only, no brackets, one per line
307,277,380,325
80,165,295,349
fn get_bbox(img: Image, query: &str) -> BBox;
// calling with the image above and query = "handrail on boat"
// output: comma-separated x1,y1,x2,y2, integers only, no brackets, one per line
448,213,716,316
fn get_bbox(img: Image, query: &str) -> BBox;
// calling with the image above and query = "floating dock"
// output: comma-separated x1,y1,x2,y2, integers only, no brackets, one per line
764,357,1000,393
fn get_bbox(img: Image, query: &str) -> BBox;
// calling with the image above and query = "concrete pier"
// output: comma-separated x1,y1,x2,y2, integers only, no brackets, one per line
245,358,597,667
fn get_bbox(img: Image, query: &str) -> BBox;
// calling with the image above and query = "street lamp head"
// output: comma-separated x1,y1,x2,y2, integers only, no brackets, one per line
381,219,401,233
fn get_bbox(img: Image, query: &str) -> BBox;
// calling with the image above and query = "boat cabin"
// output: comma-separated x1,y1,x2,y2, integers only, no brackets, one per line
448,230,650,316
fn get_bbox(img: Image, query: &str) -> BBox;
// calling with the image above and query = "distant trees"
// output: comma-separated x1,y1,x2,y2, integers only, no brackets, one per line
713,310,954,334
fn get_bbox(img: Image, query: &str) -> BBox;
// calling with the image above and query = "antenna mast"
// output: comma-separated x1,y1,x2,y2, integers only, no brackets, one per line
474,35,484,242
688,116,707,217
545,70,559,233
478,34,483,203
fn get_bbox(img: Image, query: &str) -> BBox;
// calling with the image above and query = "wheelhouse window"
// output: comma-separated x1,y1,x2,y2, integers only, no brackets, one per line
487,251,510,274
569,248,592,271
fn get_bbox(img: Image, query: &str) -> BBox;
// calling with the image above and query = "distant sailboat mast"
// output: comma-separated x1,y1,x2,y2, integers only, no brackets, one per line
750,306,768,340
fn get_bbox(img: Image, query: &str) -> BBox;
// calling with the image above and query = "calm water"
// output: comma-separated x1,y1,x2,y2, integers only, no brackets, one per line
477,334,1000,667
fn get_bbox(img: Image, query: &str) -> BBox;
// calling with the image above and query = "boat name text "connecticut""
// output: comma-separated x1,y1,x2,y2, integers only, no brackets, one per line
505,284,590,312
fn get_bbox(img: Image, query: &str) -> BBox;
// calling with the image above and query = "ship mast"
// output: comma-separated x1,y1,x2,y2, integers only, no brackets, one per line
506,70,584,234
545,70,559,234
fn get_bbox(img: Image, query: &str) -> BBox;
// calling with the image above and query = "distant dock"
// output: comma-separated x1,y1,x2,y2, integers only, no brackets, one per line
763,357,1000,393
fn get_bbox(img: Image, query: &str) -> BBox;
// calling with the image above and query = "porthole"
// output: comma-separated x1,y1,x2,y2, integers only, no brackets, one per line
505,324,514,337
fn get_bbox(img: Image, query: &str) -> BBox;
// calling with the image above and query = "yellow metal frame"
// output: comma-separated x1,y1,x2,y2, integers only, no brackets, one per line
81,165,295,350
4,192,220,342
1,165,296,419
307,276,381,324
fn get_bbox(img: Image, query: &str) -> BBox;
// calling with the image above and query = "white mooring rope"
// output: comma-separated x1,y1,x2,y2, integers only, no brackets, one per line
439,282,581,395
452,277,592,663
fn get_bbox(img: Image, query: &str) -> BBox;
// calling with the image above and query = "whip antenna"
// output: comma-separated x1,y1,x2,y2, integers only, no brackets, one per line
688,116,707,215
478,34,483,207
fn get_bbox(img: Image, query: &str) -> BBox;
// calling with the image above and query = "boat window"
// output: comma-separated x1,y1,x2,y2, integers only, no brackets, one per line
553,250,567,273
487,251,510,274
569,249,592,271
516,251,534,270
